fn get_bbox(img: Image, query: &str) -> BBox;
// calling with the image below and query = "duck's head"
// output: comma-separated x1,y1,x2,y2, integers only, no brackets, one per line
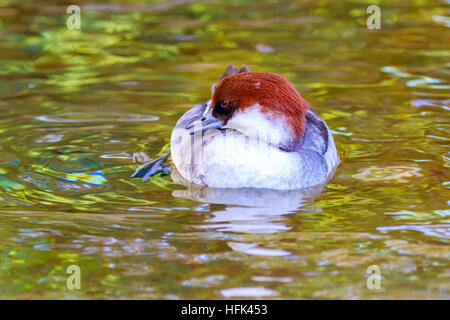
191,72,310,151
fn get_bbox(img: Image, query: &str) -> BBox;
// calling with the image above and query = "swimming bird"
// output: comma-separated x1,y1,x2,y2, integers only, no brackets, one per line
132,64,339,190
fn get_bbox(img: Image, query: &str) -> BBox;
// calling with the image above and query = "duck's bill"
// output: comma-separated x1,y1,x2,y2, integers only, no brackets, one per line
186,109,223,135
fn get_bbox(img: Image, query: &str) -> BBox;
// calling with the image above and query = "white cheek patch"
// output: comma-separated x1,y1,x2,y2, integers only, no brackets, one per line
225,103,293,148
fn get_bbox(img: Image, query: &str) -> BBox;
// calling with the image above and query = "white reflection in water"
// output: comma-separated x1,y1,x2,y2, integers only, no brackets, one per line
171,169,326,255
220,286,279,298
378,224,450,240
228,242,291,256
173,182,324,234
36,112,158,123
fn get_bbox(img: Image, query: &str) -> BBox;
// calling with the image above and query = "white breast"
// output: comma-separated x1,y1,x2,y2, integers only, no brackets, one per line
172,131,333,190
170,103,339,190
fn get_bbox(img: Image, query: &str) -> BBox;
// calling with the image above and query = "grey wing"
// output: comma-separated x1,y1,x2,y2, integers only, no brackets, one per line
300,108,340,177
174,102,208,130
302,108,329,155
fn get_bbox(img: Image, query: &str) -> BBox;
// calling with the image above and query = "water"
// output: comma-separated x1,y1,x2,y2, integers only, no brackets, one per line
0,0,449,299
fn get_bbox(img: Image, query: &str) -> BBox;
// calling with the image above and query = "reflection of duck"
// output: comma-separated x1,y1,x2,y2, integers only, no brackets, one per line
133,64,339,190
171,167,324,235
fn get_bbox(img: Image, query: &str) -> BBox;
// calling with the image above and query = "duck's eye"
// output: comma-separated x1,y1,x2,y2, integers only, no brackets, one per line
214,101,232,115
213,100,235,124
215,101,228,109
214,101,230,114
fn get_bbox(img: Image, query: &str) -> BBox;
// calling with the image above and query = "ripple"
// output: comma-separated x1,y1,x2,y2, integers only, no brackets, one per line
377,224,450,240
35,134,64,143
381,66,410,77
228,242,291,256
220,287,279,298
252,276,292,283
35,112,159,123
407,77,443,88
182,275,226,288
352,166,423,183
100,153,133,159
412,99,450,111
381,67,448,90
433,15,450,27
255,44,275,53
384,240,450,259
58,171,108,186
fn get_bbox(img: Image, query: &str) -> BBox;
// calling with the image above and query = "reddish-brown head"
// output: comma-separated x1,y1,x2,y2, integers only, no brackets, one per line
211,72,310,148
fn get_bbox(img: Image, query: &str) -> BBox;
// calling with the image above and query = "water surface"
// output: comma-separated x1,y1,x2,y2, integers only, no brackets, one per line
0,0,449,299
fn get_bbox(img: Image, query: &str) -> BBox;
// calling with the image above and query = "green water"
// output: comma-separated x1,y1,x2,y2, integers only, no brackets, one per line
0,0,449,299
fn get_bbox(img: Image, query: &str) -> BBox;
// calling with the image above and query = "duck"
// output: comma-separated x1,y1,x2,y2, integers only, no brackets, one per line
132,64,339,190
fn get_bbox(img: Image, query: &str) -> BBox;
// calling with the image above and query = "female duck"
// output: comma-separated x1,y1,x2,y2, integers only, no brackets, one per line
133,64,339,190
